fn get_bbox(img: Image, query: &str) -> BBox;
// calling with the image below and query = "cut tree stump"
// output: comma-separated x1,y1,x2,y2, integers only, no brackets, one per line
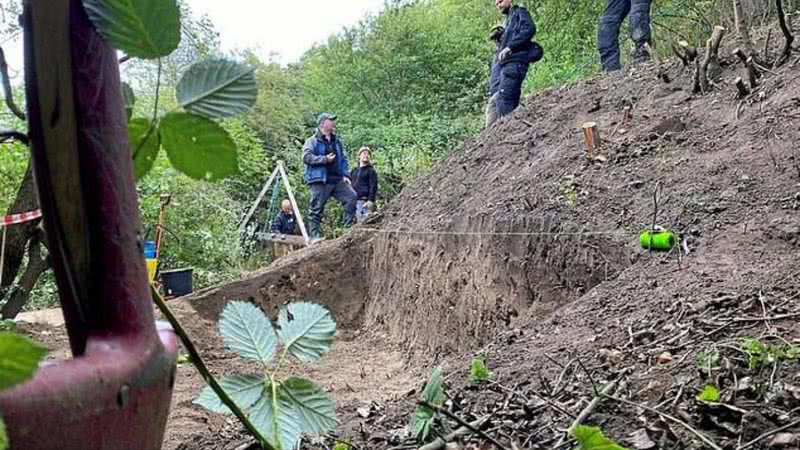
735,77,750,97
582,122,600,158
746,56,758,88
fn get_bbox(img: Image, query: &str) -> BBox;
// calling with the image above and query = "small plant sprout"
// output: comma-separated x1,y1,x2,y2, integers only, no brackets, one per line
696,385,721,402
469,358,493,384
194,301,337,450
572,425,628,450
412,367,445,442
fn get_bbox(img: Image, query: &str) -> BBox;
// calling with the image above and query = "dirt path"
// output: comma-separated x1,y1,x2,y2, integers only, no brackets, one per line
14,301,423,450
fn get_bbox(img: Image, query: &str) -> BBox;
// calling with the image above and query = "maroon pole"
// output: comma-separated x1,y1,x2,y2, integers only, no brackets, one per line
0,0,177,448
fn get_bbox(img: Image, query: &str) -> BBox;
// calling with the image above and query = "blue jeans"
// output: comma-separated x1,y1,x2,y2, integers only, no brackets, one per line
598,0,652,71
307,180,357,238
497,61,530,117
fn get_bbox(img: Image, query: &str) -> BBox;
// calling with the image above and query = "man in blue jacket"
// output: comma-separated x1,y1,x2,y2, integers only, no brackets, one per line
303,113,357,241
494,0,537,119
597,0,652,72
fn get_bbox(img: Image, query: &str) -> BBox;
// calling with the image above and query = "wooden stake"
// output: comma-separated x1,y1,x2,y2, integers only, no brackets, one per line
776,0,795,66
678,40,698,61
709,26,726,59
733,47,748,65
582,122,600,158
735,77,750,97
746,56,758,88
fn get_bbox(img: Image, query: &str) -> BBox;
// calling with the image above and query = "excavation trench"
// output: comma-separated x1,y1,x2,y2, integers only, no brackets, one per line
184,215,632,363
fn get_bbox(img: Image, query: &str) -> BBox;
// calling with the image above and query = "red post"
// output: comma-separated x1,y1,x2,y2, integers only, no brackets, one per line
0,1,178,448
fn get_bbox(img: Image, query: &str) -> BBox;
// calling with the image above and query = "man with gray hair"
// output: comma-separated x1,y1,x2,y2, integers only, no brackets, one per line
303,113,357,241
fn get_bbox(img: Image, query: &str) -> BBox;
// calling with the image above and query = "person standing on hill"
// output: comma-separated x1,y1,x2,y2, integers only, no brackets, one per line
492,0,539,120
485,24,505,127
350,147,379,224
303,113,357,241
597,0,652,72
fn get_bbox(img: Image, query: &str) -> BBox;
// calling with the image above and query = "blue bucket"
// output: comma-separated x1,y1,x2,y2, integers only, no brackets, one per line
161,268,193,298
143,240,157,259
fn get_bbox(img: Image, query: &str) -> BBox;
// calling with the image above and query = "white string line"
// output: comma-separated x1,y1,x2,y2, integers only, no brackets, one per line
355,227,632,237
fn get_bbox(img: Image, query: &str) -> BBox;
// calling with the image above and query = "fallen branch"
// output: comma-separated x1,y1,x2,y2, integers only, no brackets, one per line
733,312,800,322
568,377,621,433
737,417,800,450
417,416,490,450
418,401,509,450
605,394,724,450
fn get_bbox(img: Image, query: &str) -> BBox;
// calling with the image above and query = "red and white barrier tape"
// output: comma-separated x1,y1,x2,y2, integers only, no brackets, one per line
1,209,42,227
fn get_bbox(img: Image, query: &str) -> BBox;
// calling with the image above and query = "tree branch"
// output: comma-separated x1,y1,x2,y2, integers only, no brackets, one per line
0,46,24,121
418,401,509,450
776,0,794,66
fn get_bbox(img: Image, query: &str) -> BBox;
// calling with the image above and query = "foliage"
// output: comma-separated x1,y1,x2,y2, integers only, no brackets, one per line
412,366,445,442
0,332,45,390
195,301,337,450
695,348,721,371
82,0,180,59
696,385,721,402
740,337,800,369
572,425,628,450
469,358,493,384
0,415,6,450
332,441,351,450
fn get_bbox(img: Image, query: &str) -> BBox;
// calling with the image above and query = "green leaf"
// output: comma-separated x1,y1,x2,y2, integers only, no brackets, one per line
276,303,336,363
122,82,135,121
194,374,265,414
0,416,8,450
469,358,493,384
249,377,336,450
82,0,180,59
696,385,721,402
413,367,445,441
218,301,277,364
176,59,257,119
128,118,159,180
159,112,238,181
572,425,628,450
0,332,46,391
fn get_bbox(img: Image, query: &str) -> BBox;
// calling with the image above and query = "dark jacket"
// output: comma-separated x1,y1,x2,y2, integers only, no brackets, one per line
271,211,297,235
489,45,502,95
303,130,350,185
349,164,378,202
498,5,537,65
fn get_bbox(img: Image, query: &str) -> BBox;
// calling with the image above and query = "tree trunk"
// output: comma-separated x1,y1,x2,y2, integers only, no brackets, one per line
0,163,40,299
733,0,755,56
1,232,50,319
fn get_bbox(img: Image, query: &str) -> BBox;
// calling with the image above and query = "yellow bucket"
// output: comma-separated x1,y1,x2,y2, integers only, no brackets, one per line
146,258,158,281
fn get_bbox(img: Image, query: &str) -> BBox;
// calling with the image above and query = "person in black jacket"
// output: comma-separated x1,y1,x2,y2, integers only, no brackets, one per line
271,200,297,235
349,147,378,223
494,0,537,118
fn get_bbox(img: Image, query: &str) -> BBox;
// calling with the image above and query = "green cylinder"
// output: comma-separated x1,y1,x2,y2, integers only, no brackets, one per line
640,230,675,251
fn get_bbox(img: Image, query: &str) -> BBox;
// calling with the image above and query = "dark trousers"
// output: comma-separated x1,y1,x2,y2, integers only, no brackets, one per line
496,61,530,117
307,180,357,238
598,0,652,71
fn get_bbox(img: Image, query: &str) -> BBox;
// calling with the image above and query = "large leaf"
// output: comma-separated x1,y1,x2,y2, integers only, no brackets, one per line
128,118,159,180
176,59,257,119
0,416,7,450
276,303,336,363
218,301,277,364
0,333,46,391
412,367,445,441
122,82,135,121
572,425,628,450
82,0,180,59
194,374,265,414
159,112,238,181
250,377,336,450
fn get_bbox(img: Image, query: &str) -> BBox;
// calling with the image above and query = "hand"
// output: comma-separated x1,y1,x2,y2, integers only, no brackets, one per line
365,201,374,210
344,178,352,186
498,47,512,63
326,153,336,163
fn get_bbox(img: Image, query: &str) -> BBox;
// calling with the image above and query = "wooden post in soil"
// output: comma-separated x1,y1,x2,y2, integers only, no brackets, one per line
582,122,600,159
735,77,750,97
776,0,795,66
745,56,758,88
696,26,725,93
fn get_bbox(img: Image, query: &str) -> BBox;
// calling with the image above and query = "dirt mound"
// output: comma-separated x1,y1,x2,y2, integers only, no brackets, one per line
164,36,800,448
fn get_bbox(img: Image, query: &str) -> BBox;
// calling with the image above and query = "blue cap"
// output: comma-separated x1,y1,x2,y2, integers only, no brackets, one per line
317,112,337,125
